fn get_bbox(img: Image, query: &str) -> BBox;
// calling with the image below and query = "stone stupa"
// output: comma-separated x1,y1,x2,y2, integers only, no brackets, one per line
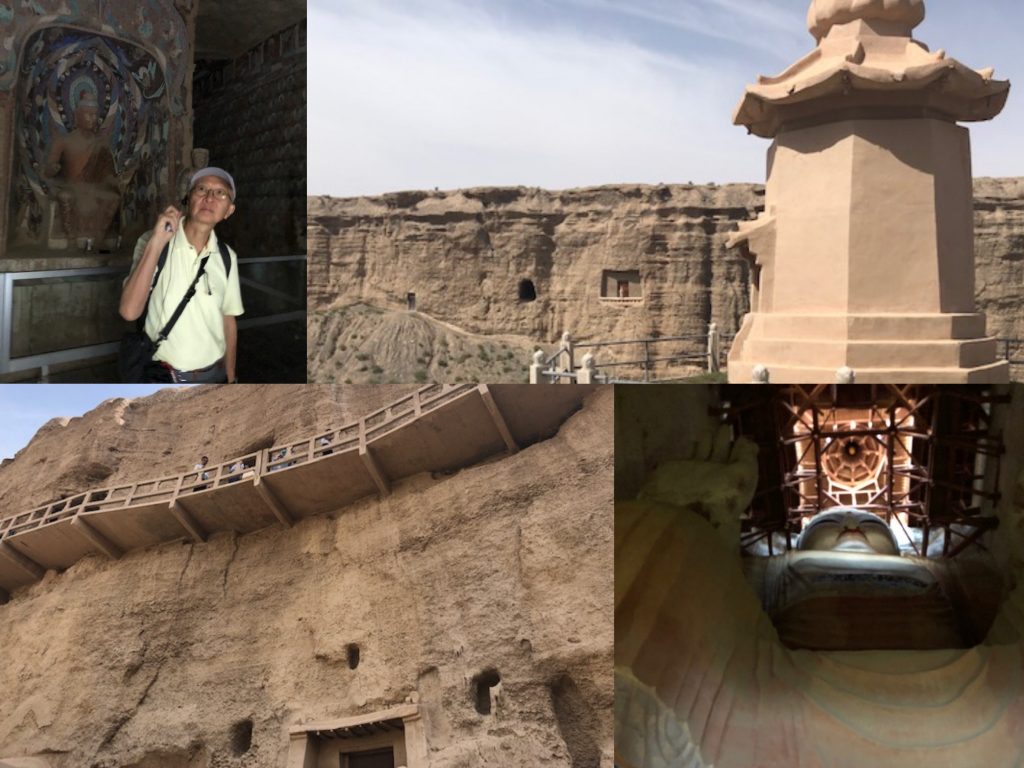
727,0,1010,383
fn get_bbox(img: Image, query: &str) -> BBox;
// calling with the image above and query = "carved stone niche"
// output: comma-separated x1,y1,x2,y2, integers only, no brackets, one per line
0,2,193,266
7,27,170,255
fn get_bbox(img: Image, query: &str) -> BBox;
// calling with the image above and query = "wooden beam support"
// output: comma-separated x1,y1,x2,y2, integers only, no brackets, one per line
946,524,994,559
71,517,123,560
169,499,206,543
0,541,45,580
254,478,294,527
359,445,390,497
477,384,519,453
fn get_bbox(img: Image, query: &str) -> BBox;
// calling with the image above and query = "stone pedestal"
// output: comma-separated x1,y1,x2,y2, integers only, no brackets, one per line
729,118,1008,382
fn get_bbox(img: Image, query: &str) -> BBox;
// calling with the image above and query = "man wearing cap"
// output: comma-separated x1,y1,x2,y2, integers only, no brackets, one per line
120,167,244,383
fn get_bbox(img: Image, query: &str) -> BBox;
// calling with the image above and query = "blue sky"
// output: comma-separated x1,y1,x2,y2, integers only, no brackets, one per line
0,385,187,461
309,0,1024,196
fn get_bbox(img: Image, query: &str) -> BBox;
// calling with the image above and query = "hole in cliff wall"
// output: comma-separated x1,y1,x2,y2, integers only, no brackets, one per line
347,643,361,670
230,719,253,755
518,279,536,302
472,668,501,715
550,674,600,768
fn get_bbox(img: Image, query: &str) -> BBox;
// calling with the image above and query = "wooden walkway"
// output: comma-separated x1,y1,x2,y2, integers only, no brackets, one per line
0,384,591,599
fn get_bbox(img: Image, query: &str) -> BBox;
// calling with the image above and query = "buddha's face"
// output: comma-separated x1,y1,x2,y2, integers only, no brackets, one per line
75,105,99,133
798,509,900,556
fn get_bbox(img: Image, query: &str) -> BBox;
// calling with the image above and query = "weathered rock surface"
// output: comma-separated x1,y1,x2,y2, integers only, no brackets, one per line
973,178,1024,345
309,179,1024,380
0,385,614,768
307,304,537,384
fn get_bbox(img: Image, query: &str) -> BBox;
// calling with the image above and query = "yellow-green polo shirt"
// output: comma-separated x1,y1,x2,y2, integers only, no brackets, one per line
131,227,244,370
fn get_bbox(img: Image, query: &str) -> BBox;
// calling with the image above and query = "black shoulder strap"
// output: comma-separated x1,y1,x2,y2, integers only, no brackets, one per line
218,240,232,277
153,254,211,347
138,238,227,340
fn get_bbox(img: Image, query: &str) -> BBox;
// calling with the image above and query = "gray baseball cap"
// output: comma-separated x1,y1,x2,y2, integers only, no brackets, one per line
189,167,236,201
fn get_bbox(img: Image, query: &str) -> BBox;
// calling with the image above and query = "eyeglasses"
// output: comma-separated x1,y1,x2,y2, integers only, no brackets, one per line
191,184,232,201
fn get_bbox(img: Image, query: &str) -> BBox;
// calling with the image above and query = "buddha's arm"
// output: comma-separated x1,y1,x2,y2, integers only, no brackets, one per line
44,138,64,177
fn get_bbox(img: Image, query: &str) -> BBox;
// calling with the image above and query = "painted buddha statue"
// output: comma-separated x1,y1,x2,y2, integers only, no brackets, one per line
43,92,122,248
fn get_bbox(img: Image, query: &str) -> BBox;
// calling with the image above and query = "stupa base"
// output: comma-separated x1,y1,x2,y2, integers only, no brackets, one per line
727,313,1010,383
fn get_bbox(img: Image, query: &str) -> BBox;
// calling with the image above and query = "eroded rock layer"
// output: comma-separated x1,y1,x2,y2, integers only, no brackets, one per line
307,185,760,347
308,178,1024,357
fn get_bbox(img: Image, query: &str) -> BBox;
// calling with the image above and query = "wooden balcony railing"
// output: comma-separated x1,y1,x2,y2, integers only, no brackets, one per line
0,383,473,543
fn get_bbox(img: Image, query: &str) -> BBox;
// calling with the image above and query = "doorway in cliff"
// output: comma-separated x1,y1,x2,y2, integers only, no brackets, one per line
345,747,395,767
601,270,641,299
518,279,536,302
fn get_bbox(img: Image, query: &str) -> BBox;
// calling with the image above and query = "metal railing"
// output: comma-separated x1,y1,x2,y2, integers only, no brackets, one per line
998,339,1024,370
532,332,1024,383
530,325,733,384
0,383,473,541
0,256,306,378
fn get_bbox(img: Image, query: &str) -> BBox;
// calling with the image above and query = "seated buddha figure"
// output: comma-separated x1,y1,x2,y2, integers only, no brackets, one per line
43,92,122,248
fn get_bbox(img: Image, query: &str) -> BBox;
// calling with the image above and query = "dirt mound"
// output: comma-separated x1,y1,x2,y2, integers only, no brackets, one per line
308,304,541,384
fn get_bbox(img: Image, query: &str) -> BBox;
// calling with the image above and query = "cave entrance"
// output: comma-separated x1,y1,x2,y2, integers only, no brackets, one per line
286,705,426,768
342,753,393,768
344,747,395,768
407,292,417,311
518,279,536,302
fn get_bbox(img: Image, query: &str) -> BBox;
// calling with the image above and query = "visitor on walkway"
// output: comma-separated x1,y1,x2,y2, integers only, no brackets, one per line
194,455,210,490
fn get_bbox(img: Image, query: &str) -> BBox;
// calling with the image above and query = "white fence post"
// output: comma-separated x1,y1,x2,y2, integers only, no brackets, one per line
559,332,573,375
529,350,546,384
707,322,720,373
578,353,596,384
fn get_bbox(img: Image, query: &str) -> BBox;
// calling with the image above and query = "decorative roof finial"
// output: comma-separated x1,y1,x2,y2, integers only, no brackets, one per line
807,0,925,41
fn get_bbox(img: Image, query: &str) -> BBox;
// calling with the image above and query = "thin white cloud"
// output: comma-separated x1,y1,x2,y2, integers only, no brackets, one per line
560,0,806,59
309,1,765,195
308,0,1024,196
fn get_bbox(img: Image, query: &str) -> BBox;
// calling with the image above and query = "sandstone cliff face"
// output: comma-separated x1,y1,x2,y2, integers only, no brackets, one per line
308,179,1024,380
0,386,613,768
308,184,761,344
307,304,539,384
973,178,1024,346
